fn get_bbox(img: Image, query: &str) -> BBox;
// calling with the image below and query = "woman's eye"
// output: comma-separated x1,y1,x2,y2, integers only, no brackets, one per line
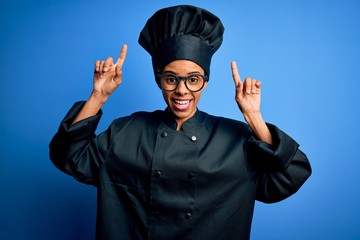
166,76,177,84
188,77,199,84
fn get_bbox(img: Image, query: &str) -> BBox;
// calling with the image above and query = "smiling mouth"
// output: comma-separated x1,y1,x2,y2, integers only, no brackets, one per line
174,99,191,105
173,99,192,110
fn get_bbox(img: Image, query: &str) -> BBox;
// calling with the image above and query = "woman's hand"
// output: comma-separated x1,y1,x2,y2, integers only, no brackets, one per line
231,61,261,115
92,44,128,102
72,45,128,125
231,61,272,144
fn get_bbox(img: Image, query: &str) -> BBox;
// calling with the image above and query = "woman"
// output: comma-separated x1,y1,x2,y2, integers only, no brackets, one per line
50,5,311,240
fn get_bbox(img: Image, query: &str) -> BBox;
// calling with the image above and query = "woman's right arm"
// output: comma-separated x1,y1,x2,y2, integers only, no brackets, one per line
72,44,128,124
49,45,128,185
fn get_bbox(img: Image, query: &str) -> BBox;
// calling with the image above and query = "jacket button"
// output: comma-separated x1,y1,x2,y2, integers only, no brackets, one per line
161,132,168,138
154,170,162,178
187,173,194,180
185,212,192,219
191,136,197,141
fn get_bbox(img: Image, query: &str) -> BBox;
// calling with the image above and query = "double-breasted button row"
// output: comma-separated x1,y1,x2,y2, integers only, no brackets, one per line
160,131,197,142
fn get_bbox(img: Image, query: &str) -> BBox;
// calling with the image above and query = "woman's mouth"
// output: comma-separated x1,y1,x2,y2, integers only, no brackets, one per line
173,99,192,111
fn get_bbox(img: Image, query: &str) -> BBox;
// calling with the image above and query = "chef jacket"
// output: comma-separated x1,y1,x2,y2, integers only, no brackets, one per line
49,101,311,240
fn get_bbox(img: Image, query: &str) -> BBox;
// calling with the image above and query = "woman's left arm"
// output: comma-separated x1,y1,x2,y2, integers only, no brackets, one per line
231,61,272,144
231,61,311,202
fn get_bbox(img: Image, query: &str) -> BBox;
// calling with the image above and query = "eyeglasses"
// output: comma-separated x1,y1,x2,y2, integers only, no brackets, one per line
157,73,208,92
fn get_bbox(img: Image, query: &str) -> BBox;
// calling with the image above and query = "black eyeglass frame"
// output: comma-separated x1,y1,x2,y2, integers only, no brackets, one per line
156,73,209,92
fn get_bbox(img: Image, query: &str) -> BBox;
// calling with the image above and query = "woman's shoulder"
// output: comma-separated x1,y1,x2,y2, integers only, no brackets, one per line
199,110,248,128
110,110,165,127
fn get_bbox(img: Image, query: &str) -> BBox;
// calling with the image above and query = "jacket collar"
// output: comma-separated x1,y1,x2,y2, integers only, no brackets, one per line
163,108,201,130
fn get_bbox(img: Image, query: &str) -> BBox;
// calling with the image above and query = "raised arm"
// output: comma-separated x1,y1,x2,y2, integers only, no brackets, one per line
72,44,128,124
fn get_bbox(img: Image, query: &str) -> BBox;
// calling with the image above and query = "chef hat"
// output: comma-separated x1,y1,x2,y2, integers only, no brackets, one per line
138,5,224,80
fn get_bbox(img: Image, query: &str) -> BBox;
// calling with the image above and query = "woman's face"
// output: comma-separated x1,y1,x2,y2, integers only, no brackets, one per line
159,60,207,128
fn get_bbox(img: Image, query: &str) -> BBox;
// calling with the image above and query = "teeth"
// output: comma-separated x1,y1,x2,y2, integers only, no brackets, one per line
174,100,190,105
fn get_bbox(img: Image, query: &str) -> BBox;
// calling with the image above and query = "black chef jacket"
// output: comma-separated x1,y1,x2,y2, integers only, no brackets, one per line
49,101,311,240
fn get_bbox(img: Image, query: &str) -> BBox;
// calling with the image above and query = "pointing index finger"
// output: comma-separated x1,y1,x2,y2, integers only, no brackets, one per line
116,44,128,68
231,61,242,86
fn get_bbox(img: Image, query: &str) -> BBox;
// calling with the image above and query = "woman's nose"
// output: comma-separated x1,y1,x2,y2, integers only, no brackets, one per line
175,80,189,95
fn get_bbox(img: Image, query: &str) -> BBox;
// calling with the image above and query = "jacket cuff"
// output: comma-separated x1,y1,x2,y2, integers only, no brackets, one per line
248,123,299,169
57,101,102,142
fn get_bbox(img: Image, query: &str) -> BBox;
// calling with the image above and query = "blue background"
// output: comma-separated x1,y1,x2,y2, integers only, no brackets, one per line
1,0,359,239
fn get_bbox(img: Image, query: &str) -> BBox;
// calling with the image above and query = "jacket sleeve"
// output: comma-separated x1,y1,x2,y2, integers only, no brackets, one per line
49,101,108,186
247,124,312,203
